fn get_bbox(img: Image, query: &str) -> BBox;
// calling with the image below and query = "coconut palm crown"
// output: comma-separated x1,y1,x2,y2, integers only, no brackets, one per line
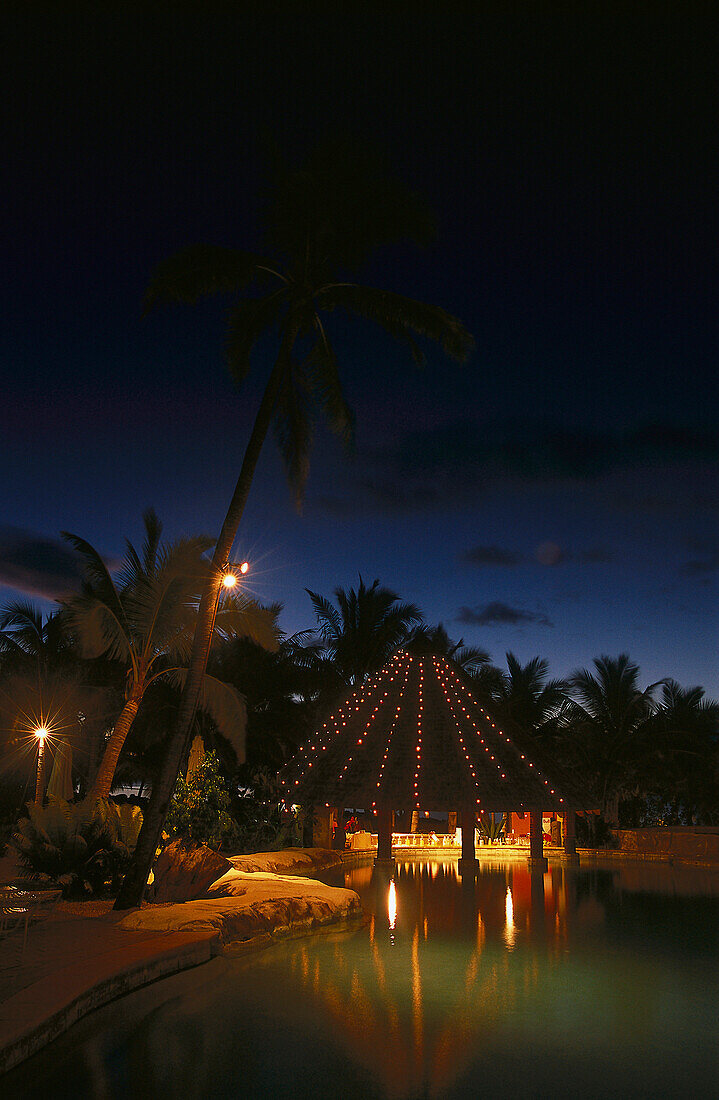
561,653,663,822
307,577,422,685
493,653,568,738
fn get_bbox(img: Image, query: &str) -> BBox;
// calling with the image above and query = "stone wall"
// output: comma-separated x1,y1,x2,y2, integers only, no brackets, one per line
610,827,719,865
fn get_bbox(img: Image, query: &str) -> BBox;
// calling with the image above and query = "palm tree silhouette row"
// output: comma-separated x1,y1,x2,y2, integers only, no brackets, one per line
115,148,474,907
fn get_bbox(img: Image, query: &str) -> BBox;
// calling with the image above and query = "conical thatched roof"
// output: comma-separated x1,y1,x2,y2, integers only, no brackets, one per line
279,651,591,812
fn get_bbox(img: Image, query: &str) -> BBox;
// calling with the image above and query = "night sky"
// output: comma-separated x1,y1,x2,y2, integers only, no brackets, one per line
3,6,717,694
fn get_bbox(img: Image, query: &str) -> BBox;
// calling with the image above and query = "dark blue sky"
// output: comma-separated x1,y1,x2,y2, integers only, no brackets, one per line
3,6,717,694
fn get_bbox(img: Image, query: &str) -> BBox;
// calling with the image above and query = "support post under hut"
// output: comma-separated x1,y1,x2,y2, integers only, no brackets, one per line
528,810,548,872
458,809,479,877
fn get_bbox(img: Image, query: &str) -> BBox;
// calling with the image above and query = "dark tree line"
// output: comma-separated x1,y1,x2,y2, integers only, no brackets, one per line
2,574,717,843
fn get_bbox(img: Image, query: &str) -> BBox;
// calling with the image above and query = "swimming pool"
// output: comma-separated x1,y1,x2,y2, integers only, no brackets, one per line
7,858,719,1098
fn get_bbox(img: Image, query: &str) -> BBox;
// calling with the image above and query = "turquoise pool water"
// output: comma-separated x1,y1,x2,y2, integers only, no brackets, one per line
7,859,719,1098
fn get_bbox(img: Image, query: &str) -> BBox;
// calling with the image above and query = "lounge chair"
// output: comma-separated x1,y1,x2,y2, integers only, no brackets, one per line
0,886,61,952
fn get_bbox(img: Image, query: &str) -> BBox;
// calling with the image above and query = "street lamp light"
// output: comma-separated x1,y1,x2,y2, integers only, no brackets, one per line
34,726,48,804
221,561,249,589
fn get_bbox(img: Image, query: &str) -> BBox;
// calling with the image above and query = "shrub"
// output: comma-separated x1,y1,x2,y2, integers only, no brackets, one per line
165,750,239,850
0,781,25,855
231,766,303,853
11,798,143,898
575,812,616,848
478,813,505,842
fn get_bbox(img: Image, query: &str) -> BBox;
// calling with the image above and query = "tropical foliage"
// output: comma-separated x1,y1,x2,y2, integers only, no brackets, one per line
11,798,143,897
491,653,568,740
209,632,332,770
231,766,303,853
404,623,491,674
1,549,717,860
165,750,238,850
0,602,118,804
62,510,276,800
556,654,662,823
477,812,505,842
307,577,422,684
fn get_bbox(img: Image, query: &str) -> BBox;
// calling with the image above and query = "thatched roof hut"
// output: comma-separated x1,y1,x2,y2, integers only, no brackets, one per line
279,651,590,813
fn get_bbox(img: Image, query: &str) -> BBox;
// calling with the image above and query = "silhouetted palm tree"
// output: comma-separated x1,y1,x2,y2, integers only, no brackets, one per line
307,577,422,684
0,603,114,801
646,680,719,824
0,601,73,680
209,631,329,771
561,654,662,823
404,622,492,674
63,510,276,800
117,149,473,907
493,653,568,738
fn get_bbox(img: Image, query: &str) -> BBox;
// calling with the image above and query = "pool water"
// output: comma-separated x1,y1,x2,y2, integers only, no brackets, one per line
7,859,719,1099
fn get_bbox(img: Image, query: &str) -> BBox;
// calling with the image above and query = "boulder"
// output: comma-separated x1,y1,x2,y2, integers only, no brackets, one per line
227,847,341,876
120,873,364,944
149,839,232,903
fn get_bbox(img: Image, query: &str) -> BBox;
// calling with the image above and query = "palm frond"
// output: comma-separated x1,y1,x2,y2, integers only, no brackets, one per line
122,537,211,654
453,645,491,671
144,245,266,311
272,355,313,509
0,601,47,663
165,669,247,763
225,291,288,387
0,600,44,637
141,508,163,574
120,540,145,592
316,283,474,363
304,316,355,446
305,589,342,641
282,633,327,669
214,595,281,653
61,532,126,628
63,597,132,664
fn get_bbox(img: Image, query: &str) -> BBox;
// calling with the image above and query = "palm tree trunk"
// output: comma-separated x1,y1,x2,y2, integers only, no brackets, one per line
89,695,142,802
115,331,295,910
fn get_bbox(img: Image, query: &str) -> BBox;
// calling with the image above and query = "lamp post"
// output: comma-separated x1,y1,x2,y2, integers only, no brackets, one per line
185,559,250,757
34,726,48,804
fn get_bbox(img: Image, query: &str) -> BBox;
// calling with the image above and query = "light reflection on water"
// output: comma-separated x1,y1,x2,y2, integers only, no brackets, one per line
7,858,719,1099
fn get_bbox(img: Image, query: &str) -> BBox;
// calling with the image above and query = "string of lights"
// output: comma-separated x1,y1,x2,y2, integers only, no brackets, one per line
281,651,567,809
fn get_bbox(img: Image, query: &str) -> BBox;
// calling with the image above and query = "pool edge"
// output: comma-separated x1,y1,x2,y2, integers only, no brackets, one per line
0,930,219,1076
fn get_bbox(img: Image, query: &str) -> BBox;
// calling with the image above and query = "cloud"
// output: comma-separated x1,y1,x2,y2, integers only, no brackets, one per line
386,418,719,483
461,545,522,566
534,542,613,566
456,601,553,627
316,417,719,517
0,526,86,601
680,542,719,577
459,542,612,568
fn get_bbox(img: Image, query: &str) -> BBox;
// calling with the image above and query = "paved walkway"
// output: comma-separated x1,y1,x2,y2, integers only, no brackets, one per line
0,910,218,1075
